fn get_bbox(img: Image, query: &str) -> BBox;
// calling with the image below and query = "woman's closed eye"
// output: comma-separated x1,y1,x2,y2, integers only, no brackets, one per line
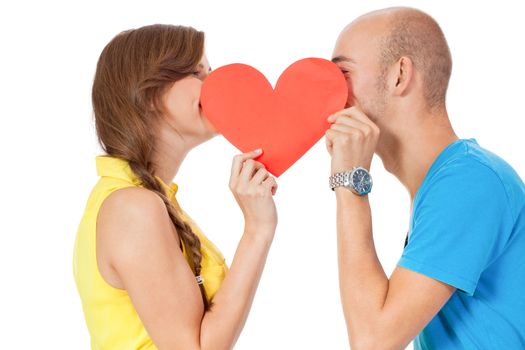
192,66,212,80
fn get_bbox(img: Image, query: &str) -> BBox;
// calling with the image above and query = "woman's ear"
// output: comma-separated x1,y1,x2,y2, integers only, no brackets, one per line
392,56,414,97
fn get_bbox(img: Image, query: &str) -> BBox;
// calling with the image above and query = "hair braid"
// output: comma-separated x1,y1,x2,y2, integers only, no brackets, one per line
92,24,210,310
128,159,210,310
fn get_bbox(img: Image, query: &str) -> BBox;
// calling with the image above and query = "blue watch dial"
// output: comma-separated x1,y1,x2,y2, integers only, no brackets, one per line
352,168,372,195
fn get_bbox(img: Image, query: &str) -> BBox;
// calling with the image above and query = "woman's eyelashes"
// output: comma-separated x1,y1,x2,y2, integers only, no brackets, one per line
192,66,211,80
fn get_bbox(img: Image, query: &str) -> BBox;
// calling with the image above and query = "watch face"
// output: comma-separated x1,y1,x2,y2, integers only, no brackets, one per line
352,168,372,195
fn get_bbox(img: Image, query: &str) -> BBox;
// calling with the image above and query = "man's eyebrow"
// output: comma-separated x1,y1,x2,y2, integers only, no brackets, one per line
331,56,356,64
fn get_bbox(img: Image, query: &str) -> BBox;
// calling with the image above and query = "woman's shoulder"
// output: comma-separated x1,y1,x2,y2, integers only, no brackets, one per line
98,186,173,238
101,186,165,216
97,186,179,269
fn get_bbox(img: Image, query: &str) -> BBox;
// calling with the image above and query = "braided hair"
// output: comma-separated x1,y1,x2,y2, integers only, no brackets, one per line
92,24,209,309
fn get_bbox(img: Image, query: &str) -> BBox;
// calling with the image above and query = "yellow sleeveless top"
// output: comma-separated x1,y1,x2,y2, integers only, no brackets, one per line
73,155,228,350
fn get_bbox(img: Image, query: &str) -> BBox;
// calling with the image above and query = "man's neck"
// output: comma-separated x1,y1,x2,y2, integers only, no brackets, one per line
376,110,458,201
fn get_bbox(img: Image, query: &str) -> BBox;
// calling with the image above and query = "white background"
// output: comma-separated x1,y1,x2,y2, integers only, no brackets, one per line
1,1,524,349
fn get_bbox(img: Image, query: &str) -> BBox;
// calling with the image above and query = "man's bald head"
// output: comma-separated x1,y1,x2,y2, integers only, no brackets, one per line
370,7,452,109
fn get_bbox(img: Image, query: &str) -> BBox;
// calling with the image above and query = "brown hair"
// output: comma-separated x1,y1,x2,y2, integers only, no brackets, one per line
92,24,210,309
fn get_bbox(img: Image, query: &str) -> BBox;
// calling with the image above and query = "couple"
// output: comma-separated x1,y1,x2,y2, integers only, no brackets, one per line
73,6,525,350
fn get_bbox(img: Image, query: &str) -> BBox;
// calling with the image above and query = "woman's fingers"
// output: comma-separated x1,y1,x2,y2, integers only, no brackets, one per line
251,167,270,185
239,159,264,182
263,176,278,196
229,149,277,196
230,149,263,179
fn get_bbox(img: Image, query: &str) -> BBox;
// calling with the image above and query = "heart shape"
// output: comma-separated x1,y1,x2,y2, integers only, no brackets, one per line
200,58,348,177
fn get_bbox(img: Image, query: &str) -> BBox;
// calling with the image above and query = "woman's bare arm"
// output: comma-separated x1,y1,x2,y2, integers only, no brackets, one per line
98,187,274,350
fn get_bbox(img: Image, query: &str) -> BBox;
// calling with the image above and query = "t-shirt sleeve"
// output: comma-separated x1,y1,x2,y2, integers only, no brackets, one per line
398,158,511,295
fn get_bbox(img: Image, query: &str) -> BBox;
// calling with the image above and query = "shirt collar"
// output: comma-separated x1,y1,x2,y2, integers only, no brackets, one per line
96,155,179,199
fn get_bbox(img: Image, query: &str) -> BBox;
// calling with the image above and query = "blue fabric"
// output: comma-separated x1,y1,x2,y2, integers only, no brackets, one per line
398,139,525,349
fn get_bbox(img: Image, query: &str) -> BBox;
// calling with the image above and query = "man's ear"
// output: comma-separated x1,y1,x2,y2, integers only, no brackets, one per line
391,56,414,97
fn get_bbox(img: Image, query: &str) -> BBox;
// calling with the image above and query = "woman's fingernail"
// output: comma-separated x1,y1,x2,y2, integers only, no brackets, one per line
254,148,262,154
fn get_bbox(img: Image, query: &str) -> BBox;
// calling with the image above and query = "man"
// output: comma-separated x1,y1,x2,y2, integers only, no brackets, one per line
325,7,525,349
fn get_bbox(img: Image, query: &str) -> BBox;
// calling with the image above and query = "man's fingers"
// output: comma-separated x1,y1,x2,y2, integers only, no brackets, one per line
325,128,346,145
328,109,379,136
328,107,376,128
327,107,356,122
330,117,370,132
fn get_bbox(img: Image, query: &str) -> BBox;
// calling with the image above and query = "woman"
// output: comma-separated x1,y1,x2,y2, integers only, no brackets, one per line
73,24,278,350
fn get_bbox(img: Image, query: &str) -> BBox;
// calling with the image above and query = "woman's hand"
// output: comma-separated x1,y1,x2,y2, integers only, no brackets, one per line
229,149,278,234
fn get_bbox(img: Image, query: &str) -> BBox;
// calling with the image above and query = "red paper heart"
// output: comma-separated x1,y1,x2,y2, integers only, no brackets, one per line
200,58,348,177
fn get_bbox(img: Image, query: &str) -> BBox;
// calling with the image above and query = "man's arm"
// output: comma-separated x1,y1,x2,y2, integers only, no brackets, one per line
335,189,455,349
325,107,455,349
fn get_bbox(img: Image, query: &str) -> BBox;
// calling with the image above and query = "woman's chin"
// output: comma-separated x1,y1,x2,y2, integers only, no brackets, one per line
201,115,218,136
199,125,219,143
209,128,220,138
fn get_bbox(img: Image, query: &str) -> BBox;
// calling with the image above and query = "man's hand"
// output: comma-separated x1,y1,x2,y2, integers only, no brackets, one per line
325,107,380,174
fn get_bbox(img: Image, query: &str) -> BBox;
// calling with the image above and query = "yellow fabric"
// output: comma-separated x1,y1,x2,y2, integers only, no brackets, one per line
73,155,228,350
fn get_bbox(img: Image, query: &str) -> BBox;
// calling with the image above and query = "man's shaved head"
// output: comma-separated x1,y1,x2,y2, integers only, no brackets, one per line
373,7,452,109
333,7,452,114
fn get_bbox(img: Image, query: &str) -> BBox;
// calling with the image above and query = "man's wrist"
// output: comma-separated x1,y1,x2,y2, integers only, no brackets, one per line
335,186,369,203
329,167,373,195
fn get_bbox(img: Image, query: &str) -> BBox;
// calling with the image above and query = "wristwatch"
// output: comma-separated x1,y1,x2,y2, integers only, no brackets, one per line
329,167,373,196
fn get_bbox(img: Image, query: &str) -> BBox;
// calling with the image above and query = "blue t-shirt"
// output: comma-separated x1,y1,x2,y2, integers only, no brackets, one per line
398,138,525,349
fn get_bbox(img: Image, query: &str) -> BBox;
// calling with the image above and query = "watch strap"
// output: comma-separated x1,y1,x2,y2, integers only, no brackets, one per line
329,171,350,191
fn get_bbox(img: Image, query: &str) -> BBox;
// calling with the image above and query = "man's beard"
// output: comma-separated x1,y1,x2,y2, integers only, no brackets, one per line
357,74,388,123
